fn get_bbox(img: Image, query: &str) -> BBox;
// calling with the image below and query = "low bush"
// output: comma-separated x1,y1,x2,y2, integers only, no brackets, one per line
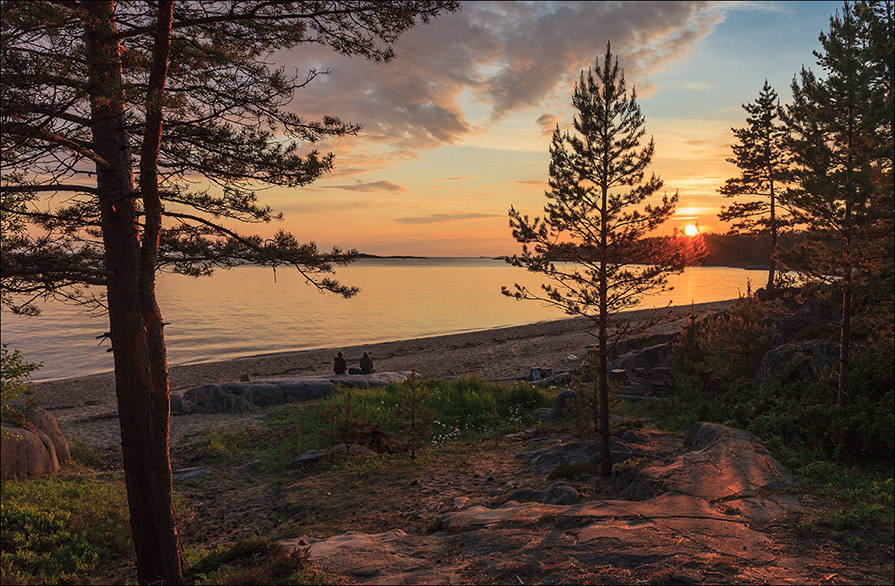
667,291,894,468
1,474,130,584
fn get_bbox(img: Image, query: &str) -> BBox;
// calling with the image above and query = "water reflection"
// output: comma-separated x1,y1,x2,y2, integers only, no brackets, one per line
2,258,768,381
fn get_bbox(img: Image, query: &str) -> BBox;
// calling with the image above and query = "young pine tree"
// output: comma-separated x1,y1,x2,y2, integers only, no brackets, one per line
718,81,792,292
504,42,695,477
394,373,433,460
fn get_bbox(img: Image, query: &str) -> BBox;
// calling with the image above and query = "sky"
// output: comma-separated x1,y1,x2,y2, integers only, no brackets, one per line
253,1,842,257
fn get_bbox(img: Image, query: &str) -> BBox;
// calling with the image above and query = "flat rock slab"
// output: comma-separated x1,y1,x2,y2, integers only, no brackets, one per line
284,530,463,585
180,372,414,413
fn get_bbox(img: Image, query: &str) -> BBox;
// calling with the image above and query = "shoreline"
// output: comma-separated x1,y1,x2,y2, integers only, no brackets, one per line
30,299,735,412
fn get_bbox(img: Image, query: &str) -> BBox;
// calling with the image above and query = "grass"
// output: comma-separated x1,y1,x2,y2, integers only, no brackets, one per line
197,376,556,469
1,472,131,585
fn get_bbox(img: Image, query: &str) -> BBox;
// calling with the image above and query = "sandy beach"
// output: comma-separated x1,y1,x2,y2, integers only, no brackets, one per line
29,299,734,450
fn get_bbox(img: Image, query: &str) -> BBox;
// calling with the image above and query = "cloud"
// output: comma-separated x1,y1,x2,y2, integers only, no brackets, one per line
514,180,545,186
278,2,727,165
445,175,477,181
536,113,561,135
324,180,406,193
395,212,501,224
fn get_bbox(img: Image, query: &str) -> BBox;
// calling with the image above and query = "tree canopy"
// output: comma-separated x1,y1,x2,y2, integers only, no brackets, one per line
504,43,701,477
718,80,792,291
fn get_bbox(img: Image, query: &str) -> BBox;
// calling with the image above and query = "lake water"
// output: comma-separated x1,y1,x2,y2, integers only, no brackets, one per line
1,258,768,382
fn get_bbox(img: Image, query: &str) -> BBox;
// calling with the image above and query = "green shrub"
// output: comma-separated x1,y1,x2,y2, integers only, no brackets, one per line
667,292,894,467
1,344,41,430
1,474,130,584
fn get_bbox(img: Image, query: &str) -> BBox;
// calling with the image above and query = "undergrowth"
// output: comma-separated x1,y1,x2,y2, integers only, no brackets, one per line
617,288,894,538
199,376,554,469
1,472,130,585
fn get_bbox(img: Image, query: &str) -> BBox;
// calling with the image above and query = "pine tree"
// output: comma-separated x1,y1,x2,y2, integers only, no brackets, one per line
780,1,893,407
503,42,696,477
718,81,792,291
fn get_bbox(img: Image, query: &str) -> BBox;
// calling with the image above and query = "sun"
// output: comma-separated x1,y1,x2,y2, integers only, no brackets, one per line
683,224,699,237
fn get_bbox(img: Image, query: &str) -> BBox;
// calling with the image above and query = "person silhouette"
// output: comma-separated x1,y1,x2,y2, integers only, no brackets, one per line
359,352,374,374
333,351,347,375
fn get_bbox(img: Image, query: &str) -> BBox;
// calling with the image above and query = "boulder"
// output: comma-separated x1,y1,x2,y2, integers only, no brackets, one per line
170,393,184,414
608,342,672,371
183,384,235,413
245,383,285,406
183,372,413,412
1,425,59,481
622,422,794,501
173,467,209,482
289,443,378,468
549,389,578,420
757,341,839,388
505,481,581,506
280,381,336,402
24,407,70,464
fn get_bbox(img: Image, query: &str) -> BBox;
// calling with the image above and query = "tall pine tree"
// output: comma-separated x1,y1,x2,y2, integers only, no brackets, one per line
718,81,791,292
780,1,893,407
504,43,697,477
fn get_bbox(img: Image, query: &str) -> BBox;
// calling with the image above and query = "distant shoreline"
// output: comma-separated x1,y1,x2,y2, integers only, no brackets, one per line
356,255,778,271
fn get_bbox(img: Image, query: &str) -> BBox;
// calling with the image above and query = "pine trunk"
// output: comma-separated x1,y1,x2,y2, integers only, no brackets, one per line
599,183,611,478
84,2,183,583
768,180,777,292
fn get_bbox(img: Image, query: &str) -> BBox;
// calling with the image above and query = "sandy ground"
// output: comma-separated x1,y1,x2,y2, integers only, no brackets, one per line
29,300,733,450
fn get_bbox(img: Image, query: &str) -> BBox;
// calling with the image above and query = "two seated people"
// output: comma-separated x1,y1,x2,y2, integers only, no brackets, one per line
333,351,375,375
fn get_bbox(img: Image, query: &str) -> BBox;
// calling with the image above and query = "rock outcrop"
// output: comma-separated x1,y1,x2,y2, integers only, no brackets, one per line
516,437,637,472
1,407,70,481
622,421,794,501
286,423,806,584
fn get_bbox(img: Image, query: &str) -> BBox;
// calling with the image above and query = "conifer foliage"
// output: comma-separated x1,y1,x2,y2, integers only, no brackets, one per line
504,43,694,477
718,80,792,291
780,1,894,407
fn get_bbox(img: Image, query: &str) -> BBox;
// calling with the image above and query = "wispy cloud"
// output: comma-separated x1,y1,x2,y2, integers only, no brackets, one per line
324,180,406,193
395,212,501,224
514,180,545,186
445,175,478,181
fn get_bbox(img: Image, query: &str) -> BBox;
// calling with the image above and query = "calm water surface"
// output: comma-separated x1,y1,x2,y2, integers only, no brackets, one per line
1,258,767,381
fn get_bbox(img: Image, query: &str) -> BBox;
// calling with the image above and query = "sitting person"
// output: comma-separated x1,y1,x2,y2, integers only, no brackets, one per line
333,351,347,375
359,351,374,374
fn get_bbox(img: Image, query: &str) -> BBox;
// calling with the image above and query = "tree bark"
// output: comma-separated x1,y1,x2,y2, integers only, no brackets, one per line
768,179,776,292
84,2,183,583
598,182,611,478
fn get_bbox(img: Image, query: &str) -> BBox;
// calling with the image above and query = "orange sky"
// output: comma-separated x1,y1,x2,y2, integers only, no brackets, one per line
230,2,841,257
